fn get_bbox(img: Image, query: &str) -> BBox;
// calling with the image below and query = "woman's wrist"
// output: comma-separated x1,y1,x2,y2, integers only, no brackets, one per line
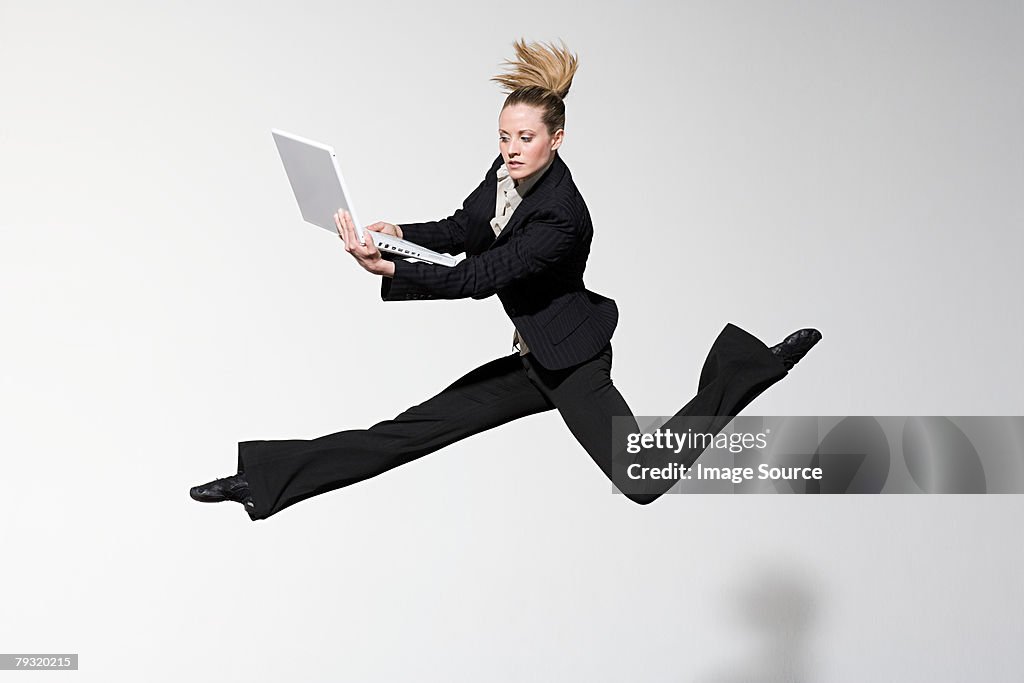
394,223,403,239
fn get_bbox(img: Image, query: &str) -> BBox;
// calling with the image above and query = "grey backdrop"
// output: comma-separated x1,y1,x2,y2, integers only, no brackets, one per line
2,0,1022,680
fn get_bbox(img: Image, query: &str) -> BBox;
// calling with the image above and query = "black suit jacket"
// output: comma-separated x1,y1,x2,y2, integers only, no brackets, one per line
380,151,618,370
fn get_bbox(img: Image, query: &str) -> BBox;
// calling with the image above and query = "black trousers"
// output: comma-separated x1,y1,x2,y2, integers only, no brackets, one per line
238,323,788,519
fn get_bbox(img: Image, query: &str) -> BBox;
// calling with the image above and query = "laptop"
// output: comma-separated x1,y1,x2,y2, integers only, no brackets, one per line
271,129,458,267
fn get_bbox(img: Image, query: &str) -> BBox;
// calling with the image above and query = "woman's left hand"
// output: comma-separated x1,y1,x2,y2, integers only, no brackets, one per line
335,209,395,277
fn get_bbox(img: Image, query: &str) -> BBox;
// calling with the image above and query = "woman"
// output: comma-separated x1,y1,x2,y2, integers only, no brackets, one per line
190,39,821,519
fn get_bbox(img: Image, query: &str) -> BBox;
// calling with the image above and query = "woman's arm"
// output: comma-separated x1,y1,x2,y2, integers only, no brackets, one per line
381,209,580,301
395,215,467,257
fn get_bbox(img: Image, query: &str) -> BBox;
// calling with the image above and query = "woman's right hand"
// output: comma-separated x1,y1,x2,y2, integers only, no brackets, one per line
365,222,403,239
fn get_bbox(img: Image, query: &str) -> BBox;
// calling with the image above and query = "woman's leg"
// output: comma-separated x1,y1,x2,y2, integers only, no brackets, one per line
524,323,788,504
239,353,555,519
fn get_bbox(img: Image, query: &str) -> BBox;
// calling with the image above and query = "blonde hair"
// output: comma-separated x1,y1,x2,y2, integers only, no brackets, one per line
490,38,579,136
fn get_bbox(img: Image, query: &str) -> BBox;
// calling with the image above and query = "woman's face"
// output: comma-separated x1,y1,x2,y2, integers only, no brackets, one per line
498,104,564,183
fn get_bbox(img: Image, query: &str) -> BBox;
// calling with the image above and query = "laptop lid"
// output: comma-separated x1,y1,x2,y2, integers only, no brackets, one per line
271,128,367,242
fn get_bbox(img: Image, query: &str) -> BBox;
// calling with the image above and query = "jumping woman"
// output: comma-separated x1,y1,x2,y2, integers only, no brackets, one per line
190,38,821,519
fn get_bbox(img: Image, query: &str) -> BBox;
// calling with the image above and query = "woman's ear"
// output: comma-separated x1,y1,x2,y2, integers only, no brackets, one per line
551,129,565,150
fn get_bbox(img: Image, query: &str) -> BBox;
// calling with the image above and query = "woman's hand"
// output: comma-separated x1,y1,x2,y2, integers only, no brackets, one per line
364,221,403,239
334,209,396,278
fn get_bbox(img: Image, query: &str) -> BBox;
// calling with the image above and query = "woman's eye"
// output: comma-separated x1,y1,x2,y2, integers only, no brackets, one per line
521,137,532,142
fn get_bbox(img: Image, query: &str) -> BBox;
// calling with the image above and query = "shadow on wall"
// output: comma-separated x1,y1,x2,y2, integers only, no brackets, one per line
695,560,824,683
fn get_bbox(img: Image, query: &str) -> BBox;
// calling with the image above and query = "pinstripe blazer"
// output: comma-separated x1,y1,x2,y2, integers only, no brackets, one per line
380,150,618,370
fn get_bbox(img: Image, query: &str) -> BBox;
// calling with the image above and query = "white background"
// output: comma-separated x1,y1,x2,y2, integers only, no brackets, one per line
2,0,1022,680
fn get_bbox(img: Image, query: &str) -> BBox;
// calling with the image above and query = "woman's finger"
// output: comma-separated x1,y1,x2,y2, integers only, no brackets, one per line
348,211,365,248
348,212,360,251
339,209,354,252
366,226,378,253
334,211,345,242
335,211,348,250
345,211,364,252
363,230,379,256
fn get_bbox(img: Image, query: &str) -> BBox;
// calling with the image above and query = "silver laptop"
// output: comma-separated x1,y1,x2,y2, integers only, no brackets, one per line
271,129,457,267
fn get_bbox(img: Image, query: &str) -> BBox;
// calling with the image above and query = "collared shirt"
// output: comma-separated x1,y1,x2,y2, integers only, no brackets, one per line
490,155,556,355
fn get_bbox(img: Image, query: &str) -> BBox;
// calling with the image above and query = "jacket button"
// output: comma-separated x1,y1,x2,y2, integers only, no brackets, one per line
508,307,517,315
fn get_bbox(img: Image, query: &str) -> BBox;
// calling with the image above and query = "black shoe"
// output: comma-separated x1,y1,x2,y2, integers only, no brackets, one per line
769,328,822,370
190,473,252,506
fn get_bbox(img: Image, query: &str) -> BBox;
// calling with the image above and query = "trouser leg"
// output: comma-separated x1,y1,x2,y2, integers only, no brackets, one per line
524,322,788,505
238,353,554,520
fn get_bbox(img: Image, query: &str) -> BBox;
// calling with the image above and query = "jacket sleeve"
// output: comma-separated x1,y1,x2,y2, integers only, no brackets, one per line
396,158,500,256
380,209,579,301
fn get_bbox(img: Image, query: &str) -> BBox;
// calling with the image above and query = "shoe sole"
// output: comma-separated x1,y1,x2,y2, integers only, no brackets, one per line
190,492,230,503
190,488,246,503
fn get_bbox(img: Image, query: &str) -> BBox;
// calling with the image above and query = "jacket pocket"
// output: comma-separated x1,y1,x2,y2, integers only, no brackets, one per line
544,297,588,344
